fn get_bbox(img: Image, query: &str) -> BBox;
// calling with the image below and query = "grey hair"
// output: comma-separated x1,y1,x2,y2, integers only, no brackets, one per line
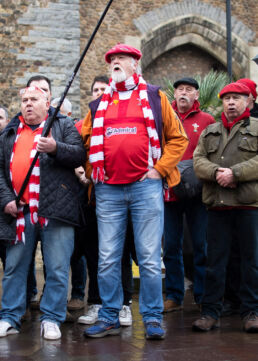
131,57,142,75
51,97,72,114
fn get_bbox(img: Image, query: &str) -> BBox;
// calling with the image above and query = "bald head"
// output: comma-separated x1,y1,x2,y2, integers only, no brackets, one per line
0,106,9,131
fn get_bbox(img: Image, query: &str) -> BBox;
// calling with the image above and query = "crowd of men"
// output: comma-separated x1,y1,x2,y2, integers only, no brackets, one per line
0,43,257,341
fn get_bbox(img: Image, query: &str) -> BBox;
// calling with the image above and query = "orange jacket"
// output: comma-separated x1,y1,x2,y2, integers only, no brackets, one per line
81,90,188,189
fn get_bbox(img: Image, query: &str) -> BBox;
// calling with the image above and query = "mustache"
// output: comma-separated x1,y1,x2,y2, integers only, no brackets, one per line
178,95,190,102
112,64,122,71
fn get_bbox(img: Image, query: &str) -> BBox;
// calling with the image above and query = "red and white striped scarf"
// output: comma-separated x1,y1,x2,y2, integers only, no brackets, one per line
89,73,161,183
10,118,48,244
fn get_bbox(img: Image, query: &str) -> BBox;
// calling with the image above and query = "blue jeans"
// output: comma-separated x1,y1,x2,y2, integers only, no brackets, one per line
163,198,207,304
0,213,74,329
95,178,164,324
202,209,258,319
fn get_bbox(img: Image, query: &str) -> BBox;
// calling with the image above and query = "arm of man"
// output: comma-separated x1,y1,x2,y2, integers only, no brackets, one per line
81,110,93,180
153,91,189,177
193,130,220,181
230,156,258,182
0,135,17,212
39,117,86,169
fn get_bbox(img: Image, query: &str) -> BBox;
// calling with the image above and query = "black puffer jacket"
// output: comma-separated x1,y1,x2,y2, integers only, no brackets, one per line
0,107,86,241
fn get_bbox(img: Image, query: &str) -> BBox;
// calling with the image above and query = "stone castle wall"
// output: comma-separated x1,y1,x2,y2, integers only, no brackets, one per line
0,0,257,119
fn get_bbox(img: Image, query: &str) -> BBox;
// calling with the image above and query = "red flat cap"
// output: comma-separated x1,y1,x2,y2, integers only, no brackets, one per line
219,82,250,98
105,43,142,63
236,78,257,99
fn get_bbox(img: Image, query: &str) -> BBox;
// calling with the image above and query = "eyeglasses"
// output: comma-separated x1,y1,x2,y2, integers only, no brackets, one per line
19,86,47,97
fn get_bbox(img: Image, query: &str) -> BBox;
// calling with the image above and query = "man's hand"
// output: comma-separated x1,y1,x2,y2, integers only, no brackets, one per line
216,167,236,188
37,129,57,154
139,168,162,182
75,167,91,187
4,200,25,218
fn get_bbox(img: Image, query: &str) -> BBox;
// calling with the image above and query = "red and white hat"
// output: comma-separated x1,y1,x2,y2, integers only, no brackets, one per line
219,82,250,98
105,43,142,63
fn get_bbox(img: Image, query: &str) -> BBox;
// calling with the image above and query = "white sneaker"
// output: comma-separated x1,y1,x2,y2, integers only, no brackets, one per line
0,321,19,337
41,321,61,340
77,304,102,325
119,305,132,326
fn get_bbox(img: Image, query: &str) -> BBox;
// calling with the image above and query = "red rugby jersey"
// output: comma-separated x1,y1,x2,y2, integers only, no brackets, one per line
104,91,150,184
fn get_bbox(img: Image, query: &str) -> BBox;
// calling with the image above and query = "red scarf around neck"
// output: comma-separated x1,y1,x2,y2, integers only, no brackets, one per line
221,108,250,131
172,100,200,121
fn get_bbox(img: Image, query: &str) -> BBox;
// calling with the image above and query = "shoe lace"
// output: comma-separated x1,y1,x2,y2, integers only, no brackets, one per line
41,322,59,335
146,321,161,329
120,306,130,318
87,304,99,316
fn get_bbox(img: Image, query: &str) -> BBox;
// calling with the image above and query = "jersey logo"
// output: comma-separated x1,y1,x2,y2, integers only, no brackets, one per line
105,126,137,137
192,123,199,132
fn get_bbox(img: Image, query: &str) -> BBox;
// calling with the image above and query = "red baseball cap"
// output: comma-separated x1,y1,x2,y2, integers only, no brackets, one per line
105,43,142,63
219,82,250,98
236,78,257,99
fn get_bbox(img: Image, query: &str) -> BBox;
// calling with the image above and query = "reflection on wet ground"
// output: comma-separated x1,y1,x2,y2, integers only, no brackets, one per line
0,270,258,360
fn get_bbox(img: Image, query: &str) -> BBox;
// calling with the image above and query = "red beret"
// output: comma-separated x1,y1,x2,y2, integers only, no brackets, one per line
236,78,257,99
105,43,142,63
219,82,250,98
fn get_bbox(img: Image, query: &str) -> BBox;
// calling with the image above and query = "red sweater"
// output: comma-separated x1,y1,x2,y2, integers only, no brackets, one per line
172,100,215,160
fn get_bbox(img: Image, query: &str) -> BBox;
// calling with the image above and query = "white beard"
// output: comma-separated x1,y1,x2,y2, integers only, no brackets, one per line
111,68,127,83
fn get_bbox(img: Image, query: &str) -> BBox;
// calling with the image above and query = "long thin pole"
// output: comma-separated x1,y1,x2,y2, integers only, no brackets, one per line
16,0,113,203
226,0,232,81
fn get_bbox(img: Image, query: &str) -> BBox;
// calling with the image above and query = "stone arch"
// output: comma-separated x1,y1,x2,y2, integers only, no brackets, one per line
133,1,254,79
140,15,249,78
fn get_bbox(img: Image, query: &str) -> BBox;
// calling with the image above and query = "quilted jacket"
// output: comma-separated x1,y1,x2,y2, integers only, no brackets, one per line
0,107,86,242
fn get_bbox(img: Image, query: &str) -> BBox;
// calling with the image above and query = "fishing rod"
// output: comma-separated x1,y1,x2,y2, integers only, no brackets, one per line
16,0,113,203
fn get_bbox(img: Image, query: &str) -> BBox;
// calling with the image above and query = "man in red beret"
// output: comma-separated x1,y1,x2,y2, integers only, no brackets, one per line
222,78,258,317
81,43,188,339
237,78,258,118
192,82,258,333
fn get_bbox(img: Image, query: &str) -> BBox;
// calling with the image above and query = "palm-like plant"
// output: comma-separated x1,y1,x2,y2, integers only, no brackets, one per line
165,70,230,121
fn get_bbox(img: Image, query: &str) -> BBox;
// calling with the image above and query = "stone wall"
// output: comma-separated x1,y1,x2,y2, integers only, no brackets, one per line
0,0,257,119
143,44,227,89
0,0,80,118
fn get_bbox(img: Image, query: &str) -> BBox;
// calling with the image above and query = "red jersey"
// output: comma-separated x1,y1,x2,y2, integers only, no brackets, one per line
104,91,150,184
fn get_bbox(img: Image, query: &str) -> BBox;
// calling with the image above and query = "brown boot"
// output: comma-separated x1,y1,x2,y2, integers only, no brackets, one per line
192,315,220,331
163,299,183,313
243,312,258,333
67,298,85,311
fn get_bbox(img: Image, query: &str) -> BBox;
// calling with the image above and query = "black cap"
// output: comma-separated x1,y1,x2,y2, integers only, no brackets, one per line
252,55,258,65
173,77,199,90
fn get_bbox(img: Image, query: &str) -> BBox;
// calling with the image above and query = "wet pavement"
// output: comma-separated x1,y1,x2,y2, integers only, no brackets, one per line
0,270,258,360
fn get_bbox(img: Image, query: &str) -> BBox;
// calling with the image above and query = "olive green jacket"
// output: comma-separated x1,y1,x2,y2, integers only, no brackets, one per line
193,116,258,208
